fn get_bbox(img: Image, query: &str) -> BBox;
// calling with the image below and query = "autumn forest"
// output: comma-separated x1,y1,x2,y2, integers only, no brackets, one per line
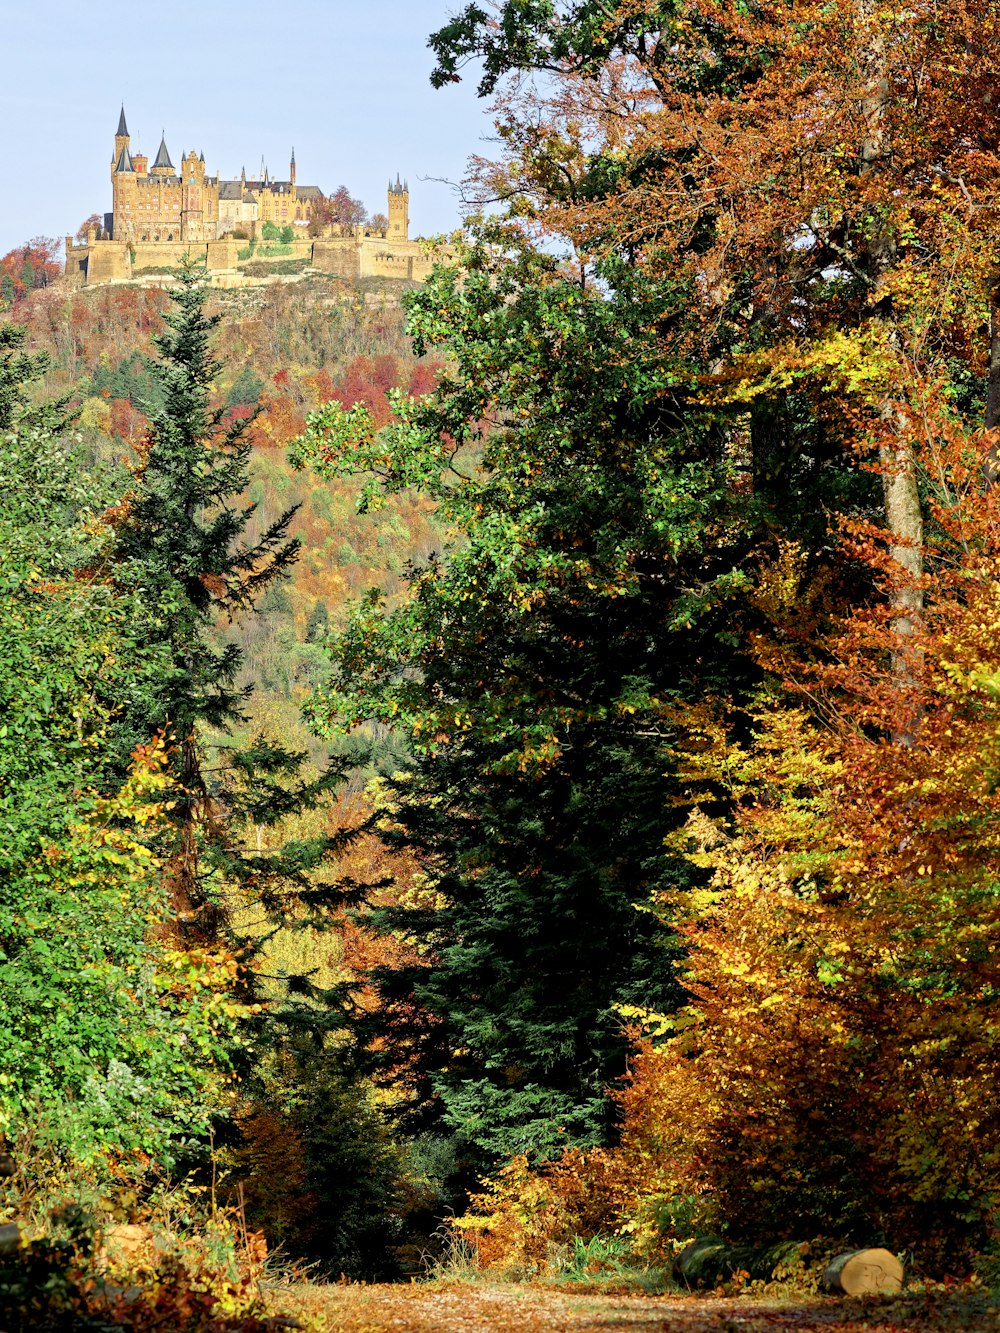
2,3,1000,1330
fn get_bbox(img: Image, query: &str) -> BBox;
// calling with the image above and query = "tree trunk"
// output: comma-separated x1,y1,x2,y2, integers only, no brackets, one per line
857,0,924,734
984,302,1000,483
0,1222,24,1256
879,418,924,746
171,729,223,942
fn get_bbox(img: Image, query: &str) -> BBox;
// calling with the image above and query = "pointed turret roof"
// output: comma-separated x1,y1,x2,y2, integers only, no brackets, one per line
116,143,135,173
116,105,128,137
153,133,173,170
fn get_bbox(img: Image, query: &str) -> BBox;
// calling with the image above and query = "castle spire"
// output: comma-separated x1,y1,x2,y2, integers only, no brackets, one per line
113,106,131,172
115,143,135,173
153,133,173,170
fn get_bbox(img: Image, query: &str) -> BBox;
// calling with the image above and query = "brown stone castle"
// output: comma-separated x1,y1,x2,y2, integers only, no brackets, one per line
66,108,436,288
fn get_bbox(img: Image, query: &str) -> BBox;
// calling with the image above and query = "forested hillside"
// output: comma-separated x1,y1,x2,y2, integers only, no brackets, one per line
14,278,442,728
2,2,1000,1328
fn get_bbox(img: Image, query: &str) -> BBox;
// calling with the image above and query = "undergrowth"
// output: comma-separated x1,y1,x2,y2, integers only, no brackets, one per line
0,1204,309,1332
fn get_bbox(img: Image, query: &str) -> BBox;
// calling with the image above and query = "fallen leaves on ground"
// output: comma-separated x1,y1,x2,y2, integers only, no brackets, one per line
268,1279,1000,1333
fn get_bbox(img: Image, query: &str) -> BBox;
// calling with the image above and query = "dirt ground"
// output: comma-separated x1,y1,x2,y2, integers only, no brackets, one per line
270,1279,1000,1333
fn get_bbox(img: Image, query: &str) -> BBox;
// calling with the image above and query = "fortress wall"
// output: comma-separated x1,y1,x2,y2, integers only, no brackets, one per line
410,253,439,282
85,241,132,284
206,239,240,270
131,241,208,271
364,251,411,279
64,239,92,289
357,241,449,283
311,239,362,279
67,234,448,290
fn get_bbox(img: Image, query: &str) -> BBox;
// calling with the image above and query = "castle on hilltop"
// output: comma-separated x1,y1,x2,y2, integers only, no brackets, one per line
66,109,434,289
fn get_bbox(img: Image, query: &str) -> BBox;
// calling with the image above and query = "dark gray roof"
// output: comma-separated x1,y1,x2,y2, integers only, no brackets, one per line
117,106,128,137
220,177,322,200
116,144,135,173
153,135,174,169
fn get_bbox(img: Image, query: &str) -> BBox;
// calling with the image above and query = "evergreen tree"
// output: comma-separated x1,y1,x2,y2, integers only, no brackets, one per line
304,599,329,643
0,324,68,433
107,264,303,925
292,244,768,1168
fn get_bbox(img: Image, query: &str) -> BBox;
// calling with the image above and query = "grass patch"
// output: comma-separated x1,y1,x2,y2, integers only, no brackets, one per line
240,258,311,278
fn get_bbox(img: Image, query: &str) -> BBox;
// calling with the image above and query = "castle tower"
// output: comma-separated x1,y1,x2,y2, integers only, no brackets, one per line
388,175,409,242
181,149,206,240
290,148,296,187
110,108,137,242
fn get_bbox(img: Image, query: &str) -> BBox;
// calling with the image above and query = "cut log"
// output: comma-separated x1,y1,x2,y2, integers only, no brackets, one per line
674,1237,807,1287
0,1222,25,1256
822,1248,903,1296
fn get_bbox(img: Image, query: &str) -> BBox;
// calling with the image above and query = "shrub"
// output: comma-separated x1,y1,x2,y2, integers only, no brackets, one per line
0,1201,294,1332
453,1149,622,1277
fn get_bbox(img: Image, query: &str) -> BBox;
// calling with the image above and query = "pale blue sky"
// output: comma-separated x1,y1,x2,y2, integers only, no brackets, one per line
0,1,492,257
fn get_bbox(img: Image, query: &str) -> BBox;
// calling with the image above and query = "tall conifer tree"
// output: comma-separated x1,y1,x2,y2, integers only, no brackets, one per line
109,264,302,927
